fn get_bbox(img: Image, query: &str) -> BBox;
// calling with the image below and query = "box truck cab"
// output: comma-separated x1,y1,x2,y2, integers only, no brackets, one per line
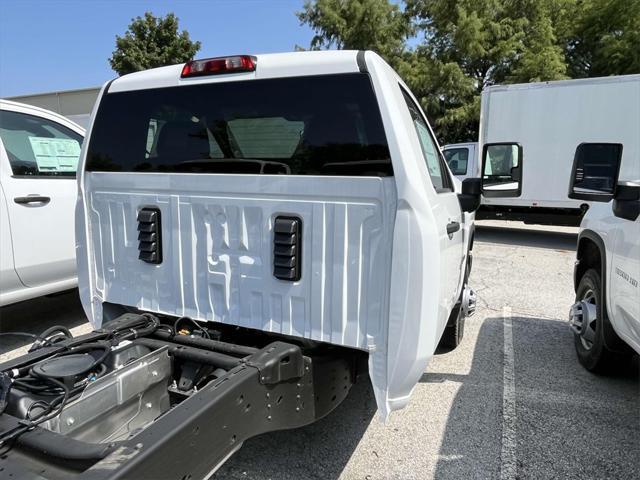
1,51,480,479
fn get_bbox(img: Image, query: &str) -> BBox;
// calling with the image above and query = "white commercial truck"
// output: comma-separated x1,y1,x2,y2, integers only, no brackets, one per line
0,51,481,479
567,144,639,372
445,74,640,226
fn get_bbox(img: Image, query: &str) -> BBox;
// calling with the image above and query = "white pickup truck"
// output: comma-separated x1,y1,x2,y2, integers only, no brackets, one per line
0,100,85,306
0,51,481,479
567,144,639,371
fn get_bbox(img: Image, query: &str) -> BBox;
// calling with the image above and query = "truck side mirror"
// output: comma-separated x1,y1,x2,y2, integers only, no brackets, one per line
458,178,481,212
568,143,623,202
481,143,522,198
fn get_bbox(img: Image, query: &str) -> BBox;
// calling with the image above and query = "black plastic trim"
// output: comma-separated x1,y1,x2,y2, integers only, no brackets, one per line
568,143,623,202
356,50,367,73
273,216,302,281
481,142,523,198
103,77,117,95
137,207,162,264
612,185,640,221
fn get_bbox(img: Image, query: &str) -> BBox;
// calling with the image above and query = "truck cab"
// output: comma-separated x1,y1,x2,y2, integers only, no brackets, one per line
443,142,478,181
0,100,85,306
1,51,480,479
566,143,640,371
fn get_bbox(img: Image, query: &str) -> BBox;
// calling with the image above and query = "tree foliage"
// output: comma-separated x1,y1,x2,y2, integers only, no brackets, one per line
298,0,639,144
297,0,412,63
566,0,640,77
109,12,201,76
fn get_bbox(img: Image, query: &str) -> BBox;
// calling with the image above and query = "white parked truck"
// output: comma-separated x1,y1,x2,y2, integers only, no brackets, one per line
566,144,639,371
447,74,640,226
0,51,481,479
443,141,478,182
0,100,85,305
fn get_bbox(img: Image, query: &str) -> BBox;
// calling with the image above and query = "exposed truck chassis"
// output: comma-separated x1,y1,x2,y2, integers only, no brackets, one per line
0,314,360,480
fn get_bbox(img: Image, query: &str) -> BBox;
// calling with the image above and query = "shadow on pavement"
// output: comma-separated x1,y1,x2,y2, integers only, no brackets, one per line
215,375,377,479
432,316,639,480
0,290,86,354
476,226,577,251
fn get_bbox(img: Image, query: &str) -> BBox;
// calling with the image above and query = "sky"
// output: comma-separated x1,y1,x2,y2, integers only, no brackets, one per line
0,0,316,97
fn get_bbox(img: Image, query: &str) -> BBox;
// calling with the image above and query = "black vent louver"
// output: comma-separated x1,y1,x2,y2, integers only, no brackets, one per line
273,216,301,281
138,207,162,264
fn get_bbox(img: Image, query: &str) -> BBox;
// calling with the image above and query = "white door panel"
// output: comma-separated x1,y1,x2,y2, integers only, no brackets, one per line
610,214,640,350
2,178,77,286
0,182,23,294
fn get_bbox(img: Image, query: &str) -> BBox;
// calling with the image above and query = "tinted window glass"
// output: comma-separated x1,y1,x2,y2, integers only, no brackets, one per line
444,147,469,175
87,73,391,176
0,110,83,177
401,90,448,191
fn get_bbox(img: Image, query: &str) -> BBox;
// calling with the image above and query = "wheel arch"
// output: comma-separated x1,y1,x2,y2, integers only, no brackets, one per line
575,229,629,353
575,230,605,293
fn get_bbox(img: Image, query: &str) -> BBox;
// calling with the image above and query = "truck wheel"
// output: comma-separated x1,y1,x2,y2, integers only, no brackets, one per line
440,300,464,349
573,269,629,372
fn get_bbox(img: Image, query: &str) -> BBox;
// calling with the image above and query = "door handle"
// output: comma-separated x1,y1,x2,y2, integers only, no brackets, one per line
14,195,51,205
446,221,460,235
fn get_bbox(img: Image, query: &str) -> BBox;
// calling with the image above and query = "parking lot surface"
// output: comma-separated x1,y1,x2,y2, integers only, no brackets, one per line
1,221,638,479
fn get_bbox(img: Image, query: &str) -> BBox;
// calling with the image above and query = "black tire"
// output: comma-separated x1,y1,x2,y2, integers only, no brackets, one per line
574,269,630,372
439,302,465,349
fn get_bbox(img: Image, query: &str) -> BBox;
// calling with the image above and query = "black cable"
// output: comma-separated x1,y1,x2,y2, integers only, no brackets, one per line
28,326,73,352
0,332,52,346
0,377,70,445
173,316,211,339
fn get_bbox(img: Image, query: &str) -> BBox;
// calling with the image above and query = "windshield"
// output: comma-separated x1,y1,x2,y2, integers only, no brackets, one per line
86,73,391,176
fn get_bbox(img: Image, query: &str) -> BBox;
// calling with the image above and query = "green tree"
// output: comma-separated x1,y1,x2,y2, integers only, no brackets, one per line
406,0,570,142
109,12,201,76
507,0,569,82
297,0,412,63
566,0,640,78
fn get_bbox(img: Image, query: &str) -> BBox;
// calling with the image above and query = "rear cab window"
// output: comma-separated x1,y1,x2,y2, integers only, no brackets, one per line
0,110,83,177
87,73,392,176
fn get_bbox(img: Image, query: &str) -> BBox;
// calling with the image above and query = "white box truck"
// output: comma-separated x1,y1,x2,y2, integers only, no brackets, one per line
445,74,640,226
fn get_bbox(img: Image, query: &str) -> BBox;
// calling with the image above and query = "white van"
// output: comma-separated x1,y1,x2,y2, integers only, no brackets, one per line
0,100,85,305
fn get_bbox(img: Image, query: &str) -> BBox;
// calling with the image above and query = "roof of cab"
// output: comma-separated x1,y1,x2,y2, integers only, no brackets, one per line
108,50,366,94
0,99,86,134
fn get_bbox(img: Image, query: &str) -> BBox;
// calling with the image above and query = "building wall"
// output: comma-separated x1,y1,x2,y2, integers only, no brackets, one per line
6,87,101,128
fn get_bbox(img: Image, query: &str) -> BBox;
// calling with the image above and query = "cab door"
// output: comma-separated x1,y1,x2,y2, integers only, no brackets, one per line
0,182,23,297
609,186,640,350
0,106,84,287
401,90,465,321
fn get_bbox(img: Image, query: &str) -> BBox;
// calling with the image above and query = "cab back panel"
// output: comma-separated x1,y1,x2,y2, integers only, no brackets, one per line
87,172,396,350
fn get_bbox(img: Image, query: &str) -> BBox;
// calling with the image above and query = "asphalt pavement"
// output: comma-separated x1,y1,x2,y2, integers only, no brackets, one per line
1,221,638,479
